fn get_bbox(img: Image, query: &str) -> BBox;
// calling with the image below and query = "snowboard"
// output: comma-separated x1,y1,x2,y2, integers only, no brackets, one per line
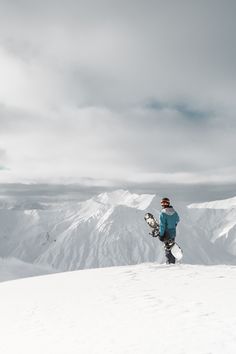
169,242,183,261
144,212,160,237
144,212,183,261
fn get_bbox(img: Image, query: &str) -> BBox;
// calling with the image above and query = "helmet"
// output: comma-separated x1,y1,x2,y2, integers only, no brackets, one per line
161,197,170,206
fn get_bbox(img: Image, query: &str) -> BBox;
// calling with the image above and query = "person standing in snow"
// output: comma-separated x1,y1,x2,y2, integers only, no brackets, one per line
159,197,180,264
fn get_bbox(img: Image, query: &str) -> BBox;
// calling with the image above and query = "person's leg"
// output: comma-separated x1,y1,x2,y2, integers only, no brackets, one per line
164,241,176,264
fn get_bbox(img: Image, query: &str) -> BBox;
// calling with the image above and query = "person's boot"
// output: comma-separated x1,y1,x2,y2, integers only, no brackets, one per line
165,243,176,264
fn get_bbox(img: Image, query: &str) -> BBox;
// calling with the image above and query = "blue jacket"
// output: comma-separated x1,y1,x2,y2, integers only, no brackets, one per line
159,206,180,240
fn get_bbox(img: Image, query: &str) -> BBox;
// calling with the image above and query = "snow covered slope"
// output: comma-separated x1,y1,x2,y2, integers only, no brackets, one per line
0,263,235,354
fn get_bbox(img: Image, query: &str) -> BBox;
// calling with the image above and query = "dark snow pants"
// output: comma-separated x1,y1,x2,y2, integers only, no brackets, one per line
159,233,176,264
164,240,176,264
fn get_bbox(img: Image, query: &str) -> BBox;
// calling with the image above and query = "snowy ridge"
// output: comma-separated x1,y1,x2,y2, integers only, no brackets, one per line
188,196,236,209
94,189,155,210
0,263,236,354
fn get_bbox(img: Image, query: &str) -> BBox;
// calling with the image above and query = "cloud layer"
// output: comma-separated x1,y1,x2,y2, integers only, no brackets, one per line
0,0,236,185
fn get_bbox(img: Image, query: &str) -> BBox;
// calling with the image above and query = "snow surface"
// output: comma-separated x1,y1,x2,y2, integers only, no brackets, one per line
0,263,235,354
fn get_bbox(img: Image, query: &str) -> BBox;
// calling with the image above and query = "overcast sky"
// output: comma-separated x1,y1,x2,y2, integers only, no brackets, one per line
0,0,236,199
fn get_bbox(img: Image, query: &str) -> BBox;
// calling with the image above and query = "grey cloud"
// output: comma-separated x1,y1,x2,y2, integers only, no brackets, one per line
1,0,236,111
145,100,212,121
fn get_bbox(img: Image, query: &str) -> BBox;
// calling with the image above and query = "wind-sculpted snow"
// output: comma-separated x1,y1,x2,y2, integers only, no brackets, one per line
0,190,236,277
0,264,236,354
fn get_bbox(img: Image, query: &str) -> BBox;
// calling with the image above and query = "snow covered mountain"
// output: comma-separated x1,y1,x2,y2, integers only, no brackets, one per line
0,257,54,282
0,189,236,277
0,263,236,354
0,190,163,272
187,197,236,261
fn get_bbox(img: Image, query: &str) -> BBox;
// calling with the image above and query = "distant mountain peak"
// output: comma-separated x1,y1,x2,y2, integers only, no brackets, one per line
94,189,155,210
188,196,236,209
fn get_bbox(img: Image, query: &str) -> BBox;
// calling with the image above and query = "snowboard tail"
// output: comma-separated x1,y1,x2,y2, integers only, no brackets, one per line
170,242,183,261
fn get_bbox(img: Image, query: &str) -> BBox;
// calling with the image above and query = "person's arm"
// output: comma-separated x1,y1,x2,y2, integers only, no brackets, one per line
175,212,180,226
159,212,166,240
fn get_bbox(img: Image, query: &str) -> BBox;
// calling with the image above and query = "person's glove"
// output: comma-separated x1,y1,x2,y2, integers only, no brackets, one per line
150,229,160,238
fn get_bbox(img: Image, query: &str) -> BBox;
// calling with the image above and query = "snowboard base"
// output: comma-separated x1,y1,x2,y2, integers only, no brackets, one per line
170,242,183,261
